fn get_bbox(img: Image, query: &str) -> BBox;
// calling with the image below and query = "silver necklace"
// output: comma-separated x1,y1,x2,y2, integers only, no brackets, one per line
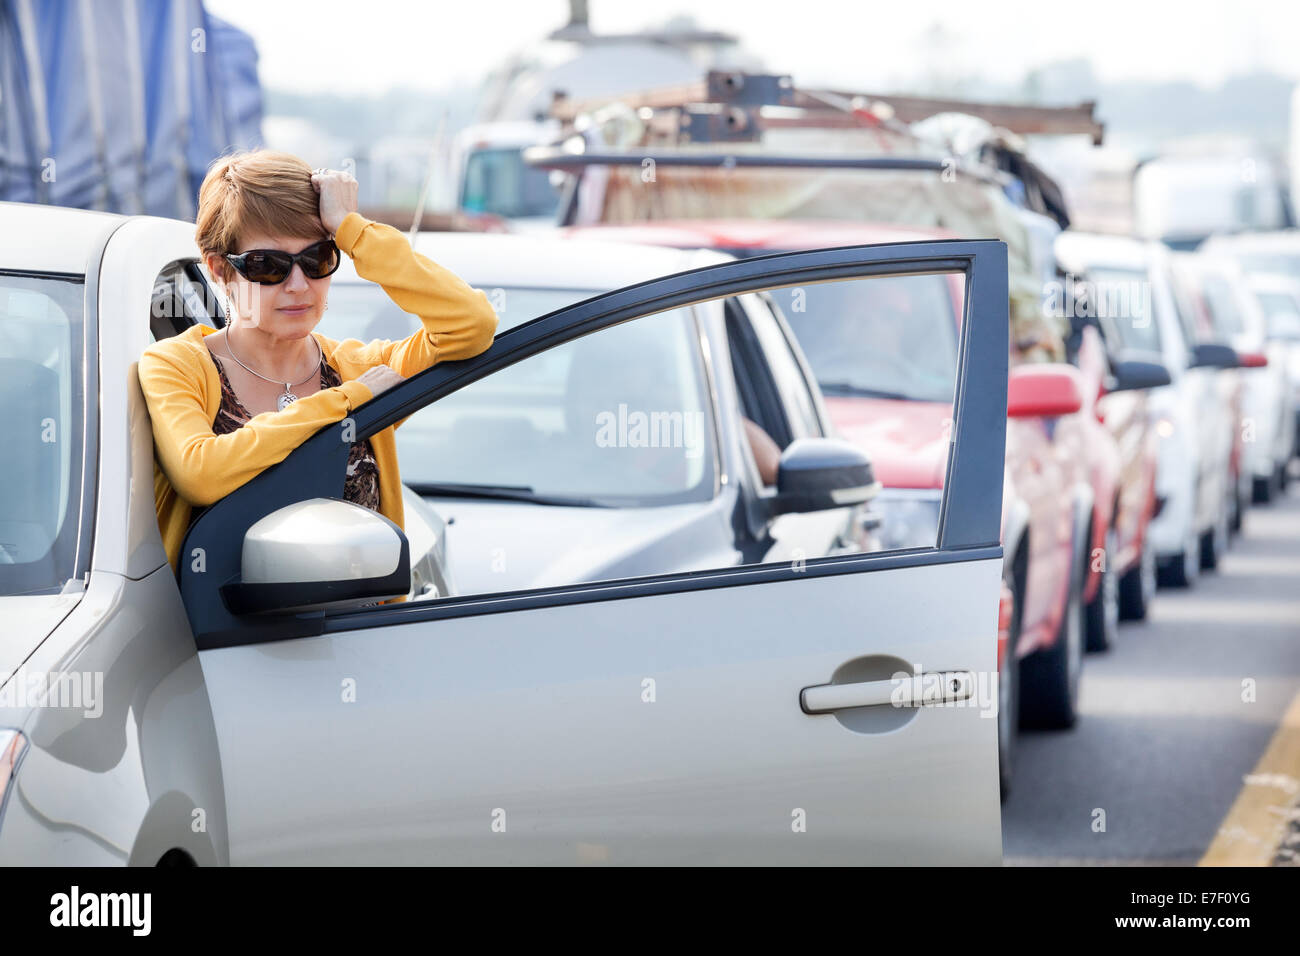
224,324,323,411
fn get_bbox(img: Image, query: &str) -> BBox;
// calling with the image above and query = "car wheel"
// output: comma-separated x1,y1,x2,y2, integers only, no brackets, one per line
1157,524,1201,588
1085,525,1120,652
1229,479,1244,536
1252,474,1274,505
998,569,1021,803
1020,546,1083,730
1200,494,1230,571
1119,527,1155,620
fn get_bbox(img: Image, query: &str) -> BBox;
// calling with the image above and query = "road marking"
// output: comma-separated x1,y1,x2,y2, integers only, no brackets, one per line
1200,687,1300,866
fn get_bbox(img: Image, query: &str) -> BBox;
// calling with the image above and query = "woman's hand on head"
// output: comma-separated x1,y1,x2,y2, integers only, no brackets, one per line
356,364,405,397
311,168,359,235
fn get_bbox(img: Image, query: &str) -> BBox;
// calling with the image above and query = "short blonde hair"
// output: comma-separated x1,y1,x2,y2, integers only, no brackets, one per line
195,149,325,280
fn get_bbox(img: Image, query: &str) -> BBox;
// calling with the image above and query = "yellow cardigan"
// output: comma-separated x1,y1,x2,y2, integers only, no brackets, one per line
139,212,498,573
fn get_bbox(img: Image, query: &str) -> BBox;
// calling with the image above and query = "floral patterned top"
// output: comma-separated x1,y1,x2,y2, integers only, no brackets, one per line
210,356,381,512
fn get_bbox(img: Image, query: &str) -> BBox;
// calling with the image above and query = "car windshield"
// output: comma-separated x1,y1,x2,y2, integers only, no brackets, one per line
1236,252,1300,279
1088,267,1163,354
772,274,959,404
461,147,563,220
318,285,715,506
1199,273,1245,338
0,272,85,596
1252,291,1300,338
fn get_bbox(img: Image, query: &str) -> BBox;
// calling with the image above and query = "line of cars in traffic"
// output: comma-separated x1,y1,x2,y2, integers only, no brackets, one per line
537,143,1300,792
4,177,1299,865
319,201,1299,802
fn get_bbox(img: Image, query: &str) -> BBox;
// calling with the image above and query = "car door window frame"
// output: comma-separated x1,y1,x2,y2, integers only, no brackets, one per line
724,297,792,448
736,291,825,441
178,240,1009,649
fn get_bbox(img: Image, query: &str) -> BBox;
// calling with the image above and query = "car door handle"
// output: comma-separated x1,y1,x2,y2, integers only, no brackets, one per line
800,671,975,714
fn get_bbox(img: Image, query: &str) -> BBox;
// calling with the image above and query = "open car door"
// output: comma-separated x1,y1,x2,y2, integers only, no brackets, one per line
179,239,1009,864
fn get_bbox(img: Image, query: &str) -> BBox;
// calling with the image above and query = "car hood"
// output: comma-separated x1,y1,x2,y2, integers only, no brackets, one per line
823,397,948,489
0,593,83,689
428,497,736,596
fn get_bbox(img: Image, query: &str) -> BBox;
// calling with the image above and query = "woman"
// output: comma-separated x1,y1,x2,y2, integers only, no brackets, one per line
139,149,498,573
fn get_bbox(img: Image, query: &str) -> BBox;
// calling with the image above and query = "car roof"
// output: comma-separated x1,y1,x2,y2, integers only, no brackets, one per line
1054,230,1154,272
1246,272,1300,292
453,120,556,147
0,201,126,274
1179,250,1246,279
333,230,732,289
1201,230,1300,253
563,218,953,251
2,204,730,291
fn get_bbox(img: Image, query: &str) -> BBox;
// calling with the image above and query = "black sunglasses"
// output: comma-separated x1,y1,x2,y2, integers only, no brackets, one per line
224,238,341,285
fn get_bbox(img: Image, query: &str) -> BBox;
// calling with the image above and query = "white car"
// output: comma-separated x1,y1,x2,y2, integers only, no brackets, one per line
0,200,1009,865
452,120,564,232
1200,230,1300,281
1242,272,1300,462
1055,232,1240,587
1201,230,1300,468
1178,254,1294,503
319,234,877,595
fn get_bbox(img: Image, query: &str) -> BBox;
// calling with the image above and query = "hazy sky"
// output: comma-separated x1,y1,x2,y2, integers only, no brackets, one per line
207,0,1299,97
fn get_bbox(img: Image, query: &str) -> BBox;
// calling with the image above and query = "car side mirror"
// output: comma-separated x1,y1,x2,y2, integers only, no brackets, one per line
1187,342,1239,369
1108,359,1172,392
1006,364,1085,418
771,438,880,516
221,498,411,615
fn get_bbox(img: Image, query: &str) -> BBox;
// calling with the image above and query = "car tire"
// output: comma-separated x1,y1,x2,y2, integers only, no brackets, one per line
1157,524,1201,589
1020,544,1083,730
1252,474,1273,505
1119,528,1155,621
1229,478,1244,536
998,567,1021,803
1085,525,1119,652
1200,493,1230,571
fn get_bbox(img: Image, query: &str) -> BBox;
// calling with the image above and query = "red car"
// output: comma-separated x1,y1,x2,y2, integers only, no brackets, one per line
565,218,1126,796
1070,318,1163,631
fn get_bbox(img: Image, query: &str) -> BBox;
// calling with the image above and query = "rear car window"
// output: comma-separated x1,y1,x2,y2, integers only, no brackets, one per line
0,272,85,595
775,274,958,404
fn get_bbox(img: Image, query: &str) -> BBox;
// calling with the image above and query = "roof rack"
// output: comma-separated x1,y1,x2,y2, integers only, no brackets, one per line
538,70,1090,230
547,71,1105,145
523,147,1007,187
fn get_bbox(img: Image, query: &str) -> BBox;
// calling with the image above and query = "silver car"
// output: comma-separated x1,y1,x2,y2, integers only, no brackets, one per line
0,200,1009,864
319,234,876,595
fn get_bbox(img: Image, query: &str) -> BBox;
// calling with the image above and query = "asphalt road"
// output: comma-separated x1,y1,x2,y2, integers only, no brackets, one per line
1002,476,1300,865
